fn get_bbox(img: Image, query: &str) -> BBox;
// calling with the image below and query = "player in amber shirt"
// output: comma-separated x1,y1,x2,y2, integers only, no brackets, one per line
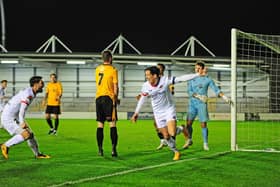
95,50,119,157
42,73,63,135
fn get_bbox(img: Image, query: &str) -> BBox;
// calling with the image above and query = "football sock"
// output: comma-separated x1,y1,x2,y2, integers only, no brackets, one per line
202,127,208,144
5,134,24,147
27,137,39,156
46,118,53,129
166,137,178,152
54,118,59,130
187,125,193,139
110,127,118,150
96,127,104,150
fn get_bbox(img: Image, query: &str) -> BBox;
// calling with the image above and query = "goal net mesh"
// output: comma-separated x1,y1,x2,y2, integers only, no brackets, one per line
233,29,280,152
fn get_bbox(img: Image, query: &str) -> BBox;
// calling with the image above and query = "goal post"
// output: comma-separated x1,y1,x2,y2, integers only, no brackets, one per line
231,28,237,151
231,28,280,153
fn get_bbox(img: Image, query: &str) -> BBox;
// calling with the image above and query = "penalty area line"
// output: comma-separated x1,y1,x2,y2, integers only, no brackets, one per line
48,150,231,187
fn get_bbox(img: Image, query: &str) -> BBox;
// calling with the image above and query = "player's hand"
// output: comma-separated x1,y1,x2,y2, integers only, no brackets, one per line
136,94,141,101
20,122,29,129
130,113,138,123
222,95,232,105
194,94,208,103
41,100,46,107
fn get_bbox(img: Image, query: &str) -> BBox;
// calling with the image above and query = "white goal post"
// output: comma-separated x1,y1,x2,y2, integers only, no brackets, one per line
231,28,280,153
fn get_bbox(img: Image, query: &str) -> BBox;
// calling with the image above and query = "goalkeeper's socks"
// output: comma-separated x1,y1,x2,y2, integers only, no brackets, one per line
202,127,208,144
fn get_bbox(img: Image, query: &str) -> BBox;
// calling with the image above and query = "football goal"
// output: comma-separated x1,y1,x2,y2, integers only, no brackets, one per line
231,28,280,153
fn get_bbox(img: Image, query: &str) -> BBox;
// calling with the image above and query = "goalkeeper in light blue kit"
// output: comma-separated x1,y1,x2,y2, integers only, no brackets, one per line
183,61,231,151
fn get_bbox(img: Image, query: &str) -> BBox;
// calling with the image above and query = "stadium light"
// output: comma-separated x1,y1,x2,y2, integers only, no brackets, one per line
66,60,86,65
1,60,18,64
213,64,230,67
137,62,157,66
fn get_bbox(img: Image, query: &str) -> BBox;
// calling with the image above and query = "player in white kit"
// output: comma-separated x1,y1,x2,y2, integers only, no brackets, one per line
0,80,8,127
1,76,50,159
131,66,199,160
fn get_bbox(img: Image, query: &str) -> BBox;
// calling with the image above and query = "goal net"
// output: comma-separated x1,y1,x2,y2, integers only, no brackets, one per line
231,29,280,152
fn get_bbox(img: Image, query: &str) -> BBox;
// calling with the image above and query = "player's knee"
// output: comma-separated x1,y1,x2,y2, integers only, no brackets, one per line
106,116,112,121
21,130,34,140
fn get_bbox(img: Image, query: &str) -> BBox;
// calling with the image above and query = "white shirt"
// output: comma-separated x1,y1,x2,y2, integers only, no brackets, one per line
135,73,198,115
2,87,35,124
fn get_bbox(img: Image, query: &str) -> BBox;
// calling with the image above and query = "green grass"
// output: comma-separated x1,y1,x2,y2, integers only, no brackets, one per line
0,119,279,187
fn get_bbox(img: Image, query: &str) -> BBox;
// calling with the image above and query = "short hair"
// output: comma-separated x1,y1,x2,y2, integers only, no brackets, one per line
102,50,113,63
29,76,43,87
1,80,7,84
157,63,165,72
145,66,160,77
50,73,57,78
196,60,205,69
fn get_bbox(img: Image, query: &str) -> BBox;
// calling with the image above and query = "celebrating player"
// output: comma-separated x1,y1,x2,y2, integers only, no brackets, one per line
138,64,187,150
131,66,199,161
1,76,50,159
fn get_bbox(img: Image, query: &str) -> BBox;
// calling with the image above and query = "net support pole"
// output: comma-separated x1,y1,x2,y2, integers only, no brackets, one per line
231,28,237,151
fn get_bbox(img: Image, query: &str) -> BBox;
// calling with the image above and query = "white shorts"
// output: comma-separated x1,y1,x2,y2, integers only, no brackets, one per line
1,118,24,136
154,108,176,128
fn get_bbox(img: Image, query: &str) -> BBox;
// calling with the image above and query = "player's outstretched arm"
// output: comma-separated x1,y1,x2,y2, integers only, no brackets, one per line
220,93,232,105
174,73,199,83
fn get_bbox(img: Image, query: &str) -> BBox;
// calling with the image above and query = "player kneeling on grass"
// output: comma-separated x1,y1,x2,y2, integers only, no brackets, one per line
131,66,199,161
0,76,50,159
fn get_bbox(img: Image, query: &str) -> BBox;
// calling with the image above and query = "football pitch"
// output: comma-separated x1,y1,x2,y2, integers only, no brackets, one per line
0,119,279,187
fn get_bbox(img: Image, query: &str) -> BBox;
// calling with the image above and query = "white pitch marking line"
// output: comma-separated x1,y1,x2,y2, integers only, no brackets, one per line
47,150,231,187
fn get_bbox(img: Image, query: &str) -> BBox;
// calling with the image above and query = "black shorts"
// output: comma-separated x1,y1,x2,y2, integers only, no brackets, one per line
45,105,61,115
96,96,118,123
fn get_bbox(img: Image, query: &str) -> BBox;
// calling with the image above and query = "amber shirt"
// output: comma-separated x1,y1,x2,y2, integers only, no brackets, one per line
46,82,63,106
95,64,118,100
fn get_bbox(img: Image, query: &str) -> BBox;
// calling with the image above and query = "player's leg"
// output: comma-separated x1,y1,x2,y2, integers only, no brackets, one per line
158,126,180,159
166,119,181,161
198,103,209,151
200,122,209,151
53,105,61,135
96,97,105,156
183,105,197,149
26,129,50,158
45,106,54,134
109,121,118,157
1,120,25,159
154,119,167,150
109,99,118,157
96,122,104,156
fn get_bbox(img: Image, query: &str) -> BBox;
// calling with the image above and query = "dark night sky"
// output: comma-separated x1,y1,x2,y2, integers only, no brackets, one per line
2,0,279,56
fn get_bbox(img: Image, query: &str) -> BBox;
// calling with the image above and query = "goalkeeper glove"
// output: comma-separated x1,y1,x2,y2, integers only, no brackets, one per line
194,94,208,103
222,95,232,104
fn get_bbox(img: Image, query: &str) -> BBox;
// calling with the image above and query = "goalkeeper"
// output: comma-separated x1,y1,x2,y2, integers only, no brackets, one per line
183,61,231,151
